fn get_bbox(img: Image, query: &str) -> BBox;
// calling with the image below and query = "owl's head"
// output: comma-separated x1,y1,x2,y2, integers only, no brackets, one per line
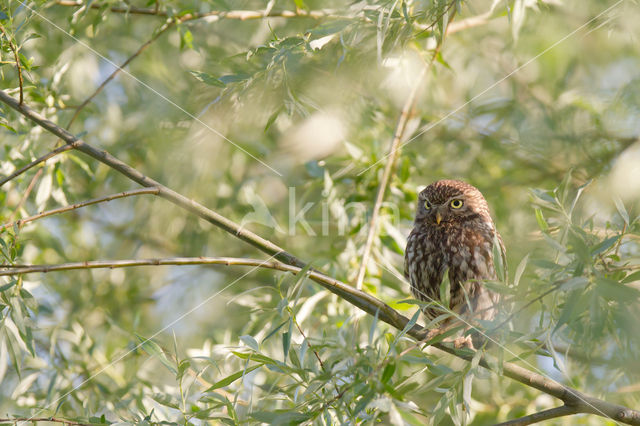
415,179,492,226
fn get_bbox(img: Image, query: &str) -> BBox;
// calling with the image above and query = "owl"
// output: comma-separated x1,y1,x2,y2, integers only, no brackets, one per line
404,180,504,346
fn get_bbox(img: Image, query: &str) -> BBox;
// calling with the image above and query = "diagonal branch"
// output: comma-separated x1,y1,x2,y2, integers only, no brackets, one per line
354,34,449,290
0,187,160,231
66,21,173,128
494,405,579,426
354,64,424,289
7,168,42,222
62,2,337,128
1,90,639,425
54,1,335,20
0,142,78,187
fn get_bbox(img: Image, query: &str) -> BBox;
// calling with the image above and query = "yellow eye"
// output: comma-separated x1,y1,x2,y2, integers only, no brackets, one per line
450,199,463,209
424,200,431,210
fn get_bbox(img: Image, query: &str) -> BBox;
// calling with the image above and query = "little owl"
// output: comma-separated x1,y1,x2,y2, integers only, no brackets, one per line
404,179,504,345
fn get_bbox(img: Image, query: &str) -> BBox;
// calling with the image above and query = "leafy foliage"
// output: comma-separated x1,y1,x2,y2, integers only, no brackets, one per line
0,0,639,424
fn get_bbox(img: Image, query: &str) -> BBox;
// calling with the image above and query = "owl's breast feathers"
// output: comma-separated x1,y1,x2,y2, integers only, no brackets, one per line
404,221,498,320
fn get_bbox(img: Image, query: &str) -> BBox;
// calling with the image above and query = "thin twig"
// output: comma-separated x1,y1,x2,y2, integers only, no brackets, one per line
0,24,24,105
0,418,91,426
1,90,640,425
54,1,335,19
63,2,338,128
446,10,494,35
0,187,160,231
7,167,42,222
354,27,449,290
0,142,78,187
66,21,173,128
494,405,579,426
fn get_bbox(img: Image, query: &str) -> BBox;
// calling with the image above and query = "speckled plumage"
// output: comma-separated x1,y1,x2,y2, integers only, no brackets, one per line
404,180,503,327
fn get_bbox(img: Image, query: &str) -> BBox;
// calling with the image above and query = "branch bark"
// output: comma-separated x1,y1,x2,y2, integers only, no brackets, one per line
0,187,160,231
66,21,173,128
0,142,76,188
354,39,446,290
54,1,335,20
1,90,639,425
494,405,579,426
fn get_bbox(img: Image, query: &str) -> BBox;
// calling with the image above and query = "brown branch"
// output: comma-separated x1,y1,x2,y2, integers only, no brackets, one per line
0,25,24,105
446,10,494,35
63,2,337,128
0,187,160,231
54,1,335,20
1,90,639,425
0,142,78,188
354,17,451,290
494,405,579,426
7,167,42,222
66,21,173,128
354,68,421,289
0,418,90,426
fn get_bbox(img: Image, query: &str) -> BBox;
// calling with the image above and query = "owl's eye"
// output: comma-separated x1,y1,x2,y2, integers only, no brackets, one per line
450,199,463,209
424,200,432,210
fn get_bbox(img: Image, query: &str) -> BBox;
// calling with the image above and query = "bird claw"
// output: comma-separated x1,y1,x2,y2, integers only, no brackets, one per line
453,335,474,350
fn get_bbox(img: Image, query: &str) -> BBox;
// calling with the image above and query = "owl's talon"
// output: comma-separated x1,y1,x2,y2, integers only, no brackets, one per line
453,335,474,350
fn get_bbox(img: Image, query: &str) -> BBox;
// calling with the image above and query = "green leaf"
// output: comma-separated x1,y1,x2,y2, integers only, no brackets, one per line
622,271,640,284
395,310,421,343
613,196,629,224
136,334,177,375
354,390,375,414
261,320,287,344
513,254,529,287
189,70,225,87
553,292,584,334
151,393,180,409
205,363,263,391
307,20,351,37
68,153,94,177
380,235,404,255
595,278,640,301
368,308,379,346
250,411,312,425
439,270,451,309
264,106,283,132
0,279,17,293
590,235,620,256
232,351,285,369
218,74,251,85
282,318,292,361
240,335,259,352
181,29,194,50
534,208,549,233
177,359,191,381
381,361,395,383
292,0,308,10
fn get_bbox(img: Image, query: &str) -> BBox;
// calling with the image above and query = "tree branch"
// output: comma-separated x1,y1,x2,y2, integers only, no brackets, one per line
0,142,78,187
7,167,42,222
494,405,579,426
1,90,639,425
0,187,160,231
54,1,334,20
62,2,337,128
0,418,90,426
355,39,446,290
66,21,173,128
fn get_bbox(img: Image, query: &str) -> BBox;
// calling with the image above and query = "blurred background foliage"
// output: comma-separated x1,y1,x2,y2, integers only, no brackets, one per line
0,0,639,424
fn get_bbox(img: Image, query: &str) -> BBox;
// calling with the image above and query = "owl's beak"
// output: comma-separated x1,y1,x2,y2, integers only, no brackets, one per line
436,211,443,225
